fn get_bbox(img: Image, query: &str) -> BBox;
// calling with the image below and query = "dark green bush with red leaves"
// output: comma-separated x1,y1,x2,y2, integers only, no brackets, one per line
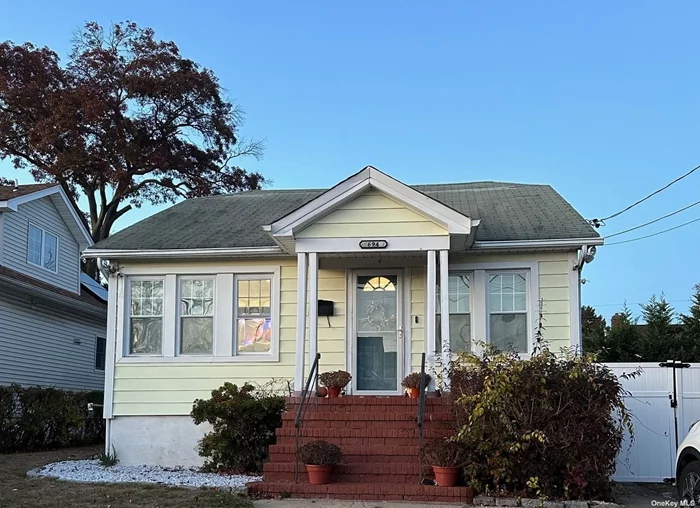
450,347,633,500
191,382,286,473
0,384,103,452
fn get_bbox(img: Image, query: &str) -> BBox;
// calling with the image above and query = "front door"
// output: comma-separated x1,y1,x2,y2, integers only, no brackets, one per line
351,271,403,394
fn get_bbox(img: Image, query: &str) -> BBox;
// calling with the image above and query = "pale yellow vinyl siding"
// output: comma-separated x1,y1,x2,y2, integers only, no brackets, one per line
296,190,447,238
113,252,572,416
113,258,346,416
409,252,572,370
410,266,425,371
449,252,572,352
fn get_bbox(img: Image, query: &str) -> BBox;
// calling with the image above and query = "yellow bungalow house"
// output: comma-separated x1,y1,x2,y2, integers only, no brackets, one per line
83,166,602,470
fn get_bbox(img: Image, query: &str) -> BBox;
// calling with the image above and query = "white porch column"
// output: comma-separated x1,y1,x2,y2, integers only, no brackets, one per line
426,250,437,371
308,252,319,389
439,249,450,352
294,252,308,392
439,249,451,388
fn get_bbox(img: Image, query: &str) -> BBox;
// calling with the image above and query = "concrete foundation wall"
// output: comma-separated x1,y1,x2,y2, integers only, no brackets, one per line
110,415,210,467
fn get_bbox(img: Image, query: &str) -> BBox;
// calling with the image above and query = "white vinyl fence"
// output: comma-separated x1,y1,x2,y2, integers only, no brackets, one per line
609,362,700,482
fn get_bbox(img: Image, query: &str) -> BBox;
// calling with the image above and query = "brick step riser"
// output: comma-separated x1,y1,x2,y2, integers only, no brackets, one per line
282,410,452,424
281,420,453,430
248,481,474,503
263,472,423,483
285,406,444,414
276,427,453,438
268,454,420,464
277,436,424,446
264,463,425,475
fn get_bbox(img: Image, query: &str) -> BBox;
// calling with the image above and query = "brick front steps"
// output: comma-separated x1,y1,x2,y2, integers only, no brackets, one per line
249,481,476,502
248,395,475,503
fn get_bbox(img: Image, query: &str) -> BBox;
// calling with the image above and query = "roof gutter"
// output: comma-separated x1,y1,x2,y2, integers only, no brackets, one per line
471,237,604,251
0,274,106,317
82,246,285,259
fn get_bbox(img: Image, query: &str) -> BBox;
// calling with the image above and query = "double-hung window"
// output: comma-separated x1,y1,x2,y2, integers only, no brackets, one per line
236,276,272,354
488,272,528,352
95,337,106,370
179,278,215,355
27,224,58,272
129,279,164,355
437,274,472,353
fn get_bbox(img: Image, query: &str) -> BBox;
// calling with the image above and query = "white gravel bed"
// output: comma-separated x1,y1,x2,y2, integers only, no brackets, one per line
32,459,262,490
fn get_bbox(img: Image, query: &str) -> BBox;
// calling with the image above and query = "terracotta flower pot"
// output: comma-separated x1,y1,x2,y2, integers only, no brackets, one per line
306,464,333,485
317,386,328,397
327,386,342,398
433,465,459,487
407,387,420,399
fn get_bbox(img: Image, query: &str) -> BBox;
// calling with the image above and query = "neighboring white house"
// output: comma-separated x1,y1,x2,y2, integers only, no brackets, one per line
0,183,107,390
84,165,603,466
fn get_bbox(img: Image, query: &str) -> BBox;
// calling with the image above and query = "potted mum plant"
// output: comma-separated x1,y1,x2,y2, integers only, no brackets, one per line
402,372,432,399
295,440,343,485
318,370,351,398
421,438,468,487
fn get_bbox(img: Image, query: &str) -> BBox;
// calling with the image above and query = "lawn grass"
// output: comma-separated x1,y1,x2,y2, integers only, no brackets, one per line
0,446,253,508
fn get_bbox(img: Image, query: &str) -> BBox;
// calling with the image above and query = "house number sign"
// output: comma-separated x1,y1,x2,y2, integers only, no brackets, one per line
359,240,388,249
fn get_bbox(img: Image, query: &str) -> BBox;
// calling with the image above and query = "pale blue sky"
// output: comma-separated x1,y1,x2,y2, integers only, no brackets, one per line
2,1,699,322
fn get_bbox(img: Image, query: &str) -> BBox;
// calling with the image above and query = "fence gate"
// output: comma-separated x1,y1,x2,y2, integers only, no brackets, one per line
608,361,700,483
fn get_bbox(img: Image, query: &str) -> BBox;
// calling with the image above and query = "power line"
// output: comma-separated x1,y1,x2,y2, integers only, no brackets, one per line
590,163,700,226
605,199,700,239
589,299,692,308
605,216,700,245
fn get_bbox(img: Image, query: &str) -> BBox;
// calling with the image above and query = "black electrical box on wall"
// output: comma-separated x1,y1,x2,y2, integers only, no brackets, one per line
318,300,334,316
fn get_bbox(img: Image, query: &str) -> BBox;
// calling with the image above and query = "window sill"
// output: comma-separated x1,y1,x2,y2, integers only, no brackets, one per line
117,354,279,364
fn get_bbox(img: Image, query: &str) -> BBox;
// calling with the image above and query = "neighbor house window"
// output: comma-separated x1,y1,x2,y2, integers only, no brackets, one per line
129,279,164,355
488,272,528,352
179,278,215,355
436,274,472,353
236,277,272,353
27,224,58,272
95,337,106,370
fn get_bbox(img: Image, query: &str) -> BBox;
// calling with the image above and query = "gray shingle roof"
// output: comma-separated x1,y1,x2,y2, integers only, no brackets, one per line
91,181,599,251
0,183,58,201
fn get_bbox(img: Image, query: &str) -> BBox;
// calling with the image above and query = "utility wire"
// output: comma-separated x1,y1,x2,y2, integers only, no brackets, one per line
591,164,700,226
605,216,700,245
605,199,700,239
589,299,692,308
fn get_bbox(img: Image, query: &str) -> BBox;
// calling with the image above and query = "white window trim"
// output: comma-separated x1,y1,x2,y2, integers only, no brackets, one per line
486,270,531,355
27,222,59,273
124,276,166,357
437,271,474,354
448,261,540,357
176,276,216,356
234,273,276,359
117,266,281,364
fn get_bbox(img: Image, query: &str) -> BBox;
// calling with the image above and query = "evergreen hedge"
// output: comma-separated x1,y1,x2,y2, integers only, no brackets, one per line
0,384,104,452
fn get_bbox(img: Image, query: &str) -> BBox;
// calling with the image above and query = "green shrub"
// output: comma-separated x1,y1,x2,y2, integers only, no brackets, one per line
191,382,286,473
0,384,104,452
451,347,633,500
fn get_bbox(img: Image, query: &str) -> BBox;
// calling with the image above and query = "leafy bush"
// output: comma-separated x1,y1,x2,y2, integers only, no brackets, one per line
451,347,632,500
421,438,468,467
295,440,343,466
318,370,351,388
191,382,285,473
0,384,104,452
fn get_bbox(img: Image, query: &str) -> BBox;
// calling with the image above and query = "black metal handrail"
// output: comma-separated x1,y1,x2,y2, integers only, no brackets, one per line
294,352,321,482
417,352,427,483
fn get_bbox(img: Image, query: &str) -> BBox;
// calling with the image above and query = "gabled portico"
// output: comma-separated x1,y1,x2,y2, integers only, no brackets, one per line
263,166,480,392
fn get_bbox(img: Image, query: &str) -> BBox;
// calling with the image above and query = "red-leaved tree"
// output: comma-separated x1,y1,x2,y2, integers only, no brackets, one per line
0,21,264,274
